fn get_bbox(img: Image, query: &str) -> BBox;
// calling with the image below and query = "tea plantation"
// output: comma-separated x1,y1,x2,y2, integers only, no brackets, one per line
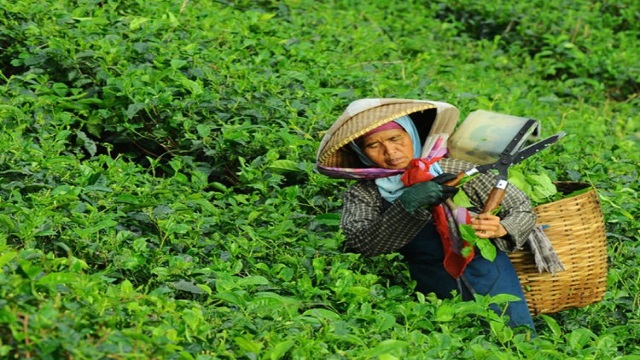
1,0,638,358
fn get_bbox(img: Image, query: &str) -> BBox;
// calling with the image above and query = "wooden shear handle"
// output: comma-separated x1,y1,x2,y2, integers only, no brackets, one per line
481,180,508,214
443,171,467,187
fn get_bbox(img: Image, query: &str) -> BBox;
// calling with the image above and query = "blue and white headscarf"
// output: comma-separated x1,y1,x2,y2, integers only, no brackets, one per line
350,115,443,202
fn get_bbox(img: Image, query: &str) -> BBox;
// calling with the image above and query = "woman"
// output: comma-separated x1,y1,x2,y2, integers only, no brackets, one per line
339,114,537,331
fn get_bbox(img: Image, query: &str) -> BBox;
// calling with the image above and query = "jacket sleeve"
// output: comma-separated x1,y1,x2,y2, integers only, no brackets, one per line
440,158,536,253
339,181,433,257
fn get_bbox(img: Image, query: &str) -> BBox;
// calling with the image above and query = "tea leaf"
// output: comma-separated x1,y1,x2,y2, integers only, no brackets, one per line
435,304,455,322
476,239,497,261
37,272,78,286
313,213,341,226
302,308,341,321
268,160,300,172
539,314,562,338
452,189,473,208
172,280,204,294
234,335,263,353
362,340,408,358
0,251,17,272
265,340,295,360
75,130,97,157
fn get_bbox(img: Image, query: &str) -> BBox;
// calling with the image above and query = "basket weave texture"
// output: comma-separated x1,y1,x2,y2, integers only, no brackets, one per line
509,182,608,315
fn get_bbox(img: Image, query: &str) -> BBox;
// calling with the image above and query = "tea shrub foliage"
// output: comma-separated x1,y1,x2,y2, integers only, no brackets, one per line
1,0,639,358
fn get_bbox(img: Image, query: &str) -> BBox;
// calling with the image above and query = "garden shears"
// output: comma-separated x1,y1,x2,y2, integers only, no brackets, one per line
446,120,566,213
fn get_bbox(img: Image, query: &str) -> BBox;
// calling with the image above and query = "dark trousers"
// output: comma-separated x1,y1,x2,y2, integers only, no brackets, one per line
399,221,536,331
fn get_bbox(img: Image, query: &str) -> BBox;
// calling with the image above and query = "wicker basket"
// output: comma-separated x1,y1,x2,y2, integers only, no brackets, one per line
508,182,608,315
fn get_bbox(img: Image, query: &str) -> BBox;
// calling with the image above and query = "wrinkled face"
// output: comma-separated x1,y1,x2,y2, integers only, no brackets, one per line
362,128,414,169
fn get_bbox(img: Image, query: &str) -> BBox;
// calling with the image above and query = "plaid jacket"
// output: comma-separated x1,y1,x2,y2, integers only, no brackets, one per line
340,157,536,257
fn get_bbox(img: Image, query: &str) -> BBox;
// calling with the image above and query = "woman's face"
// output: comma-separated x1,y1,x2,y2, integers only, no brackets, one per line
362,128,414,169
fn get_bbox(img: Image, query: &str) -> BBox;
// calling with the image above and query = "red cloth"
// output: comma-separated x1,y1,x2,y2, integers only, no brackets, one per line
401,158,475,279
401,158,439,183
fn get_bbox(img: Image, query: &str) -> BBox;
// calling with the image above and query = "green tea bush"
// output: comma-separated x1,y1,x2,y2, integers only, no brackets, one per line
1,0,639,358
432,0,640,101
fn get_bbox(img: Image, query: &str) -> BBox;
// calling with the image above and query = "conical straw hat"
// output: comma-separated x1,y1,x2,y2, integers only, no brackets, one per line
316,98,459,178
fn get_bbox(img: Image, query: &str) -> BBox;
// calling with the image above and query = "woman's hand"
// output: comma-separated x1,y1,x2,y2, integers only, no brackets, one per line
471,213,508,239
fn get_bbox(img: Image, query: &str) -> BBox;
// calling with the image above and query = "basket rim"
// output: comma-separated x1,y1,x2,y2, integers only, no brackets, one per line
533,181,598,211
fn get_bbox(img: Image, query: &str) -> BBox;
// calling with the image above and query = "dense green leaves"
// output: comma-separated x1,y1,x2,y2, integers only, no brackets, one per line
1,0,639,358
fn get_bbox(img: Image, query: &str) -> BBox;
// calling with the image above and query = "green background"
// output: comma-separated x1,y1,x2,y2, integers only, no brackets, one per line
1,0,638,358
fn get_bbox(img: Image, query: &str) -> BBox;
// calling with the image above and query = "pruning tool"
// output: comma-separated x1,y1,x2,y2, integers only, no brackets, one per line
446,119,566,213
